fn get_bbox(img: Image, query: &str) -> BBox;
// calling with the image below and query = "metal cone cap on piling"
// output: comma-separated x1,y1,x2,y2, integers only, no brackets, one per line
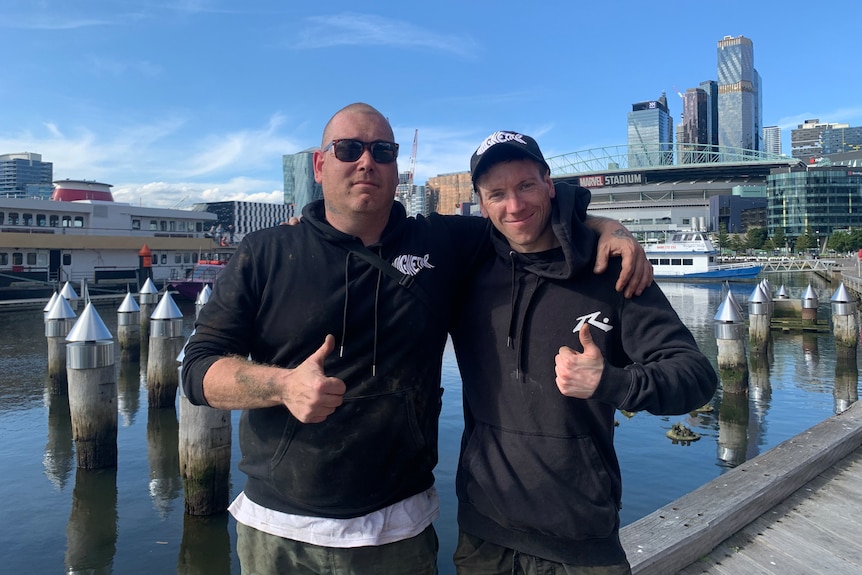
47,293,77,321
830,283,855,316
60,281,79,301
66,303,113,343
118,292,141,313
715,294,743,323
830,283,853,303
195,284,212,305
140,278,159,295
151,291,183,320
44,291,59,313
714,293,743,340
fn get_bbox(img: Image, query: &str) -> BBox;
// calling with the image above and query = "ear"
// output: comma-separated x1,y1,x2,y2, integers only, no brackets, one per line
312,149,325,183
545,173,556,198
479,197,489,218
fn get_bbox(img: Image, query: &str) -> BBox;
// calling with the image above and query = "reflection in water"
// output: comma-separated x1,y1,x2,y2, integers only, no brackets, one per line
178,512,233,575
65,468,118,574
834,354,859,414
43,388,74,490
147,406,183,517
717,391,750,468
747,351,771,461
118,358,142,427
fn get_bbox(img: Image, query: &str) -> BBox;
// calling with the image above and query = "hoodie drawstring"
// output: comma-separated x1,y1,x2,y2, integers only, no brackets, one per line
340,249,383,378
340,254,350,358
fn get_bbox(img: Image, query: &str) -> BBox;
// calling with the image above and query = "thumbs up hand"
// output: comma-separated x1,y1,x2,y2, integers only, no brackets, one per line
284,334,347,423
554,324,605,399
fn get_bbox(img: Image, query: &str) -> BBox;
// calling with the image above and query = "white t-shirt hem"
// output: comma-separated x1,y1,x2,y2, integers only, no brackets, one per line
229,487,440,548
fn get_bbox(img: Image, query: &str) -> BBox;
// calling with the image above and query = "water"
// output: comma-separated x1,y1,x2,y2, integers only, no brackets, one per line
0,274,856,574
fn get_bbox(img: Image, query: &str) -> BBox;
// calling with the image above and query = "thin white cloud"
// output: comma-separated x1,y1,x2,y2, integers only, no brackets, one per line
86,56,163,78
0,17,113,30
296,13,479,59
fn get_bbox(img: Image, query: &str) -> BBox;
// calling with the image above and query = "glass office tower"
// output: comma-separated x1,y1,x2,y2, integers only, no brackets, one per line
627,93,674,167
717,35,760,154
283,148,323,214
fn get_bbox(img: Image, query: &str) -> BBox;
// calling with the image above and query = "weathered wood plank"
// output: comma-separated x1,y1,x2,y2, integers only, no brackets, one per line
621,401,862,574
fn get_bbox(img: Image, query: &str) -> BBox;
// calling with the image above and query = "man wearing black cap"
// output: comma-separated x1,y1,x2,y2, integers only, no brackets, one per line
450,131,718,574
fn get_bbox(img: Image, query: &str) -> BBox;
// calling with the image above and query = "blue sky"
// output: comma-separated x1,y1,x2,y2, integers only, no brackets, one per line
2,0,860,208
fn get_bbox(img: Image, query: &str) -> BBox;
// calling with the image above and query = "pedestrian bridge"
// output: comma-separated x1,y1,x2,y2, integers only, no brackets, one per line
759,258,837,273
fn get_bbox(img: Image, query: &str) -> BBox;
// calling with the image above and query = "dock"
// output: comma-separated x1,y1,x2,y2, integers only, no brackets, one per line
620,400,862,574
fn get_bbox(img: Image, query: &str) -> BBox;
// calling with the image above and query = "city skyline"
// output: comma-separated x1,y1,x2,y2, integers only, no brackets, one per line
2,0,860,208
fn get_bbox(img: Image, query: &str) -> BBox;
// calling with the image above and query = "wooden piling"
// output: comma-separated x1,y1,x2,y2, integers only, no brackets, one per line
66,304,118,469
45,296,76,395
748,284,771,352
714,293,749,395
118,292,141,360
179,397,232,515
146,292,184,408
67,342,118,469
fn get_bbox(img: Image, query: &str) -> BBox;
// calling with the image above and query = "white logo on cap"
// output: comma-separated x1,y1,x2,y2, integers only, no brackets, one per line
476,131,527,156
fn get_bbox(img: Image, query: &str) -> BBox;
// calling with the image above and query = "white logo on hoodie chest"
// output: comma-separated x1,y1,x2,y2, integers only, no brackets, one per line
392,253,435,276
573,311,614,333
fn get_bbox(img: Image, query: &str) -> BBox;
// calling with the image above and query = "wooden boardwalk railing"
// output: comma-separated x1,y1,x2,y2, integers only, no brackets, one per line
620,400,862,574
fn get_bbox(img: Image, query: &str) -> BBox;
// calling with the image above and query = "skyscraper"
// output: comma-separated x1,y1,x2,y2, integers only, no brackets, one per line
678,88,708,164
762,126,781,156
699,80,719,149
627,93,674,168
283,148,323,214
717,35,761,153
0,152,53,198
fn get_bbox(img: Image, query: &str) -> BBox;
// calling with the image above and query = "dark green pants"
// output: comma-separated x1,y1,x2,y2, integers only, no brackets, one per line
453,531,631,575
237,521,438,575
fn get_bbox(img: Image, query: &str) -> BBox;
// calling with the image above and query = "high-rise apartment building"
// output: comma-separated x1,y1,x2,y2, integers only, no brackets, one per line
426,171,474,215
678,88,709,164
627,93,674,168
283,148,322,213
717,35,761,153
762,126,782,156
0,152,54,198
821,126,862,156
396,172,429,217
699,80,719,148
788,119,862,161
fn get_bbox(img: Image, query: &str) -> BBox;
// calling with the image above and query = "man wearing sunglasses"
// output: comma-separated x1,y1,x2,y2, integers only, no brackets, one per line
182,103,652,574
450,131,717,574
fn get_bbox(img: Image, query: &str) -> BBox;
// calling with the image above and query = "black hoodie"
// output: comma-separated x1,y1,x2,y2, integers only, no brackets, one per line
182,200,491,518
450,182,718,566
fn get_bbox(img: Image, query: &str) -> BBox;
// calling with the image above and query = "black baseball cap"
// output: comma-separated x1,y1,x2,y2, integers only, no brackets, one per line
470,131,550,184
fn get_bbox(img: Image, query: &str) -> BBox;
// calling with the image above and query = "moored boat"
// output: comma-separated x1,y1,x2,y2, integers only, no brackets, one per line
646,231,762,280
166,258,228,301
0,179,225,299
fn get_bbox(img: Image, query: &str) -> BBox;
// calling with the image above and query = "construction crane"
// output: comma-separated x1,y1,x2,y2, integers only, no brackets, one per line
407,129,418,190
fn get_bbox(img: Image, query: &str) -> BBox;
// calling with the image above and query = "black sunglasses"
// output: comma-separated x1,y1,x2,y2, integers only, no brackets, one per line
323,139,399,164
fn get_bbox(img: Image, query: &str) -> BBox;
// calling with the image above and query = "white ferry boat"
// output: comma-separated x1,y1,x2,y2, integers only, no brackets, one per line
0,179,229,299
646,231,762,280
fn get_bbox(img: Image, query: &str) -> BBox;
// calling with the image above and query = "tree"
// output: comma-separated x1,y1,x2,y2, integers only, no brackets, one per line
772,228,787,254
717,223,728,254
795,233,812,251
745,227,768,250
829,231,850,253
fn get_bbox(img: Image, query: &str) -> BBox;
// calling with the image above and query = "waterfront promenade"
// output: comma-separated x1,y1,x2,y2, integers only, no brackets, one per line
621,400,862,574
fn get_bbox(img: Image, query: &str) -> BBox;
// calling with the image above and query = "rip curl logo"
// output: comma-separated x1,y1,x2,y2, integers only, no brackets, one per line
573,311,614,333
392,254,435,276
476,131,527,156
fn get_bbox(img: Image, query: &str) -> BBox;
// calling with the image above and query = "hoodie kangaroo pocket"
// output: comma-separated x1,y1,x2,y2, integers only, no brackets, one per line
268,388,431,514
461,423,617,539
